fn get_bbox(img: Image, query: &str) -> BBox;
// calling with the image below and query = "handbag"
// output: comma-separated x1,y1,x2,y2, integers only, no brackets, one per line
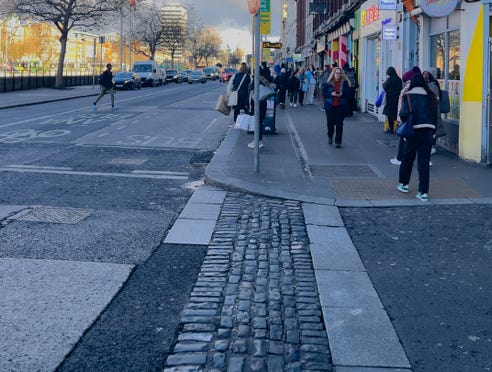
215,94,231,116
234,113,254,131
396,95,415,138
259,84,275,101
228,74,247,107
375,90,385,107
302,83,308,92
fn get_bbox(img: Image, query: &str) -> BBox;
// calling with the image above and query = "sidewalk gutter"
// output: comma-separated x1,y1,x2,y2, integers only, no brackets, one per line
0,92,97,110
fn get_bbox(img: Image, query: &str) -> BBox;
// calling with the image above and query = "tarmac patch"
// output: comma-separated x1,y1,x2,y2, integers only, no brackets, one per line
10,206,94,224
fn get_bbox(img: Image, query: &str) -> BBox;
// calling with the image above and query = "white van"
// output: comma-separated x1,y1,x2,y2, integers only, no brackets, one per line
132,60,164,87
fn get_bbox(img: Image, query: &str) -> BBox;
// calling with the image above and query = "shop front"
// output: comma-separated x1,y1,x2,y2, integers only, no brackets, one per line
358,2,399,120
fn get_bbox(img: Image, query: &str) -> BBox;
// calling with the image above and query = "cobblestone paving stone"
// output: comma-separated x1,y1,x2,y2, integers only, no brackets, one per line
164,192,332,372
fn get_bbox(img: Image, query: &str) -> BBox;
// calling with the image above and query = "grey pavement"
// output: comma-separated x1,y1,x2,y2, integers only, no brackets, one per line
2,87,491,371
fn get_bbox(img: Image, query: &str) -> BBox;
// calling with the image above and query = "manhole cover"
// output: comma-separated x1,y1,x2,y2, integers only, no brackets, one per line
310,164,377,178
13,207,94,224
109,158,148,165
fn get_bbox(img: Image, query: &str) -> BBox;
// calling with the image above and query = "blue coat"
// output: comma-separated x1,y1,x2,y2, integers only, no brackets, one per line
322,80,350,115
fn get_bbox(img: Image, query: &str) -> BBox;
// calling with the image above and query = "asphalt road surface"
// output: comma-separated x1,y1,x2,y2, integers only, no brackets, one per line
341,205,492,372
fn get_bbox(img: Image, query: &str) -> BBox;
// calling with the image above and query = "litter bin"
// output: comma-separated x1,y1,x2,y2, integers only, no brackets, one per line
263,96,276,134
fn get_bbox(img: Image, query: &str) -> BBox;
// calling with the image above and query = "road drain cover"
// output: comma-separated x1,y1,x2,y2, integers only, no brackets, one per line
13,207,94,224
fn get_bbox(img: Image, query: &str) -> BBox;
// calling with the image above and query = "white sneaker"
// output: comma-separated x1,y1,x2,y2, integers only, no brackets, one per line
390,158,401,166
111,106,118,111
430,146,436,155
289,102,293,107
92,103,97,110
293,104,297,107
248,141,263,149
429,161,432,167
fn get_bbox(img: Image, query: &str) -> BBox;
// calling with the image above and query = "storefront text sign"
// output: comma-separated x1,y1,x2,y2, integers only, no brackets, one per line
382,24,398,39
420,0,458,17
379,0,397,10
361,5,379,26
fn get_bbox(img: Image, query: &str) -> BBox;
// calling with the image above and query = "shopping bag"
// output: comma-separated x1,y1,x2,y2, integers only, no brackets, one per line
228,91,238,107
235,113,254,131
215,95,231,116
375,90,385,108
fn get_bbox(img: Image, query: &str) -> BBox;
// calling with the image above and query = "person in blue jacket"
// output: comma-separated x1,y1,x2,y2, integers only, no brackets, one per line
322,67,351,148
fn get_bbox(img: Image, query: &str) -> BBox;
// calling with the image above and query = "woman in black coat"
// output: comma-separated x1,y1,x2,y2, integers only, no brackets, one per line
229,64,251,123
382,66,403,133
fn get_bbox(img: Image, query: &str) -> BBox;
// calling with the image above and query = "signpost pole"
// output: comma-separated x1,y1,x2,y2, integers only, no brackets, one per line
253,9,261,172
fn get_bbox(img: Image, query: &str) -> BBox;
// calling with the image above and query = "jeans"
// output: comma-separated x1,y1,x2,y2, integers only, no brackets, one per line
325,106,345,145
398,128,434,194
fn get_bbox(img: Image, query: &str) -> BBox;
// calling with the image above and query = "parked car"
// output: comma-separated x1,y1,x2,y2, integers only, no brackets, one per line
220,67,237,82
112,71,142,90
132,60,164,86
166,69,182,83
188,70,207,84
179,70,190,83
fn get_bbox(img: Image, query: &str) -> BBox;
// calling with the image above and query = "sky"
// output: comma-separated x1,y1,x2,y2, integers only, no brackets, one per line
177,0,281,55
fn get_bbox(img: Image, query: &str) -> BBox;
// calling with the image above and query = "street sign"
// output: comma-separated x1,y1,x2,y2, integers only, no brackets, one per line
262,42,282,49
260,0,271,34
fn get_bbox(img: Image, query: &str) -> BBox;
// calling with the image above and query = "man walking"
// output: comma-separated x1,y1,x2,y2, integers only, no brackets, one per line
93,63,117,110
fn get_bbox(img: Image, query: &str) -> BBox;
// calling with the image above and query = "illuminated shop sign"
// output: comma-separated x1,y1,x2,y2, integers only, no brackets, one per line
379,0,397,10
361,5,379,26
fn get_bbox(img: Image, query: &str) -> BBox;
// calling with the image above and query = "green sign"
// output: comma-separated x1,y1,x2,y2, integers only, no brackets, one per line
260,0,271,35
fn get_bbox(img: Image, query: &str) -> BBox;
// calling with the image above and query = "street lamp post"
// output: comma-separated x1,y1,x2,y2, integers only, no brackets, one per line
248,0,261,172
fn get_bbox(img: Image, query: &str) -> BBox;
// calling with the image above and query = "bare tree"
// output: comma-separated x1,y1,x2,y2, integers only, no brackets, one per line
1,0,120,88
129,1,163,61
198,26,221,67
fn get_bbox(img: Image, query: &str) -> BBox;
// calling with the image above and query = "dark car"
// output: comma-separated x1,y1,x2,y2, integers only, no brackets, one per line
220,67,237,82
112,71,141,90
180,69,191,83
166,69,182,83
188,70,207,84
202,67,216,81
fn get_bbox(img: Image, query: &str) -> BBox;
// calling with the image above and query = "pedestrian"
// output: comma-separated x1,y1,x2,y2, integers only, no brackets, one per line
297,67,307,106
93,63,116,111
343,63,359,117
228,63,251,123
382,66,403,133
319,65,331,87
390,66,421,165
305,64,317,105
260,61,273,83
423,67,445,154
287,69,300,107
322,66,351,148
397,73,438,201
274,68,288,109
247,76,275,149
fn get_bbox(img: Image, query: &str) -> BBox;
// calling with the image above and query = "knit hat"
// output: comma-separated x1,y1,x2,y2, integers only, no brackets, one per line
402,66,421,82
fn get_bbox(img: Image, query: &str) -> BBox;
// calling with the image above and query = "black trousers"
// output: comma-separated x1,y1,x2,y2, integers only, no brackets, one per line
325,106,345,145
398,128,434,194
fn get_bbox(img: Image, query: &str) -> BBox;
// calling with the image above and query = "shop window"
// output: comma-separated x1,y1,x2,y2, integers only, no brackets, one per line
430,30,460,121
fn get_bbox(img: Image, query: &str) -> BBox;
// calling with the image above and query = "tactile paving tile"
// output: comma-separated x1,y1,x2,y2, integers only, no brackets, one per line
330,177,481,199
13,207,94,224
310,164,378,178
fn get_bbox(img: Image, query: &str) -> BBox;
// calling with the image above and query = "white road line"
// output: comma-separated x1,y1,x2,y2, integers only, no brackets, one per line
97,133,110,137
131,170,188,176
117,126,127,130
204,118,217,132
8,164,73,171
0,167,189,180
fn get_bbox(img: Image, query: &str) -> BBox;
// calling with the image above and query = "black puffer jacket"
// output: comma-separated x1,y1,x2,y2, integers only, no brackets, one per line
399,87,437,130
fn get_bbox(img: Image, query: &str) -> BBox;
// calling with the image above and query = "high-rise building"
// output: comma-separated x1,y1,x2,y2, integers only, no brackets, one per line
160,3,187,65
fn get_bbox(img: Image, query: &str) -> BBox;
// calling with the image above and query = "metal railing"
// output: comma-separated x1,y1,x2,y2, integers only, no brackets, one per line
0,70,95,93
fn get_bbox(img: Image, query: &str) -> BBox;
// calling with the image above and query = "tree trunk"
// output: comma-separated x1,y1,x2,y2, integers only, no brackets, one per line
55,33,68,89
171,51,175,68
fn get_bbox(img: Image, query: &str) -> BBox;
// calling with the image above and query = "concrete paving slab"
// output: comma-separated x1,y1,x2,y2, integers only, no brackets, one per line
0,258,132,372
335,367,411,372
306,225,355,248
310,243,364,271
164,219,216,245
316,270,382,309
0,205,27,220
188,187,227,204
303,203,344,226
323,307,411,369
178,203,222,220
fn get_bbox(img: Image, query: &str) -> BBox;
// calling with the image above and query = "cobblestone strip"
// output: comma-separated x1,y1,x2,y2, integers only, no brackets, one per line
164,193,332,371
